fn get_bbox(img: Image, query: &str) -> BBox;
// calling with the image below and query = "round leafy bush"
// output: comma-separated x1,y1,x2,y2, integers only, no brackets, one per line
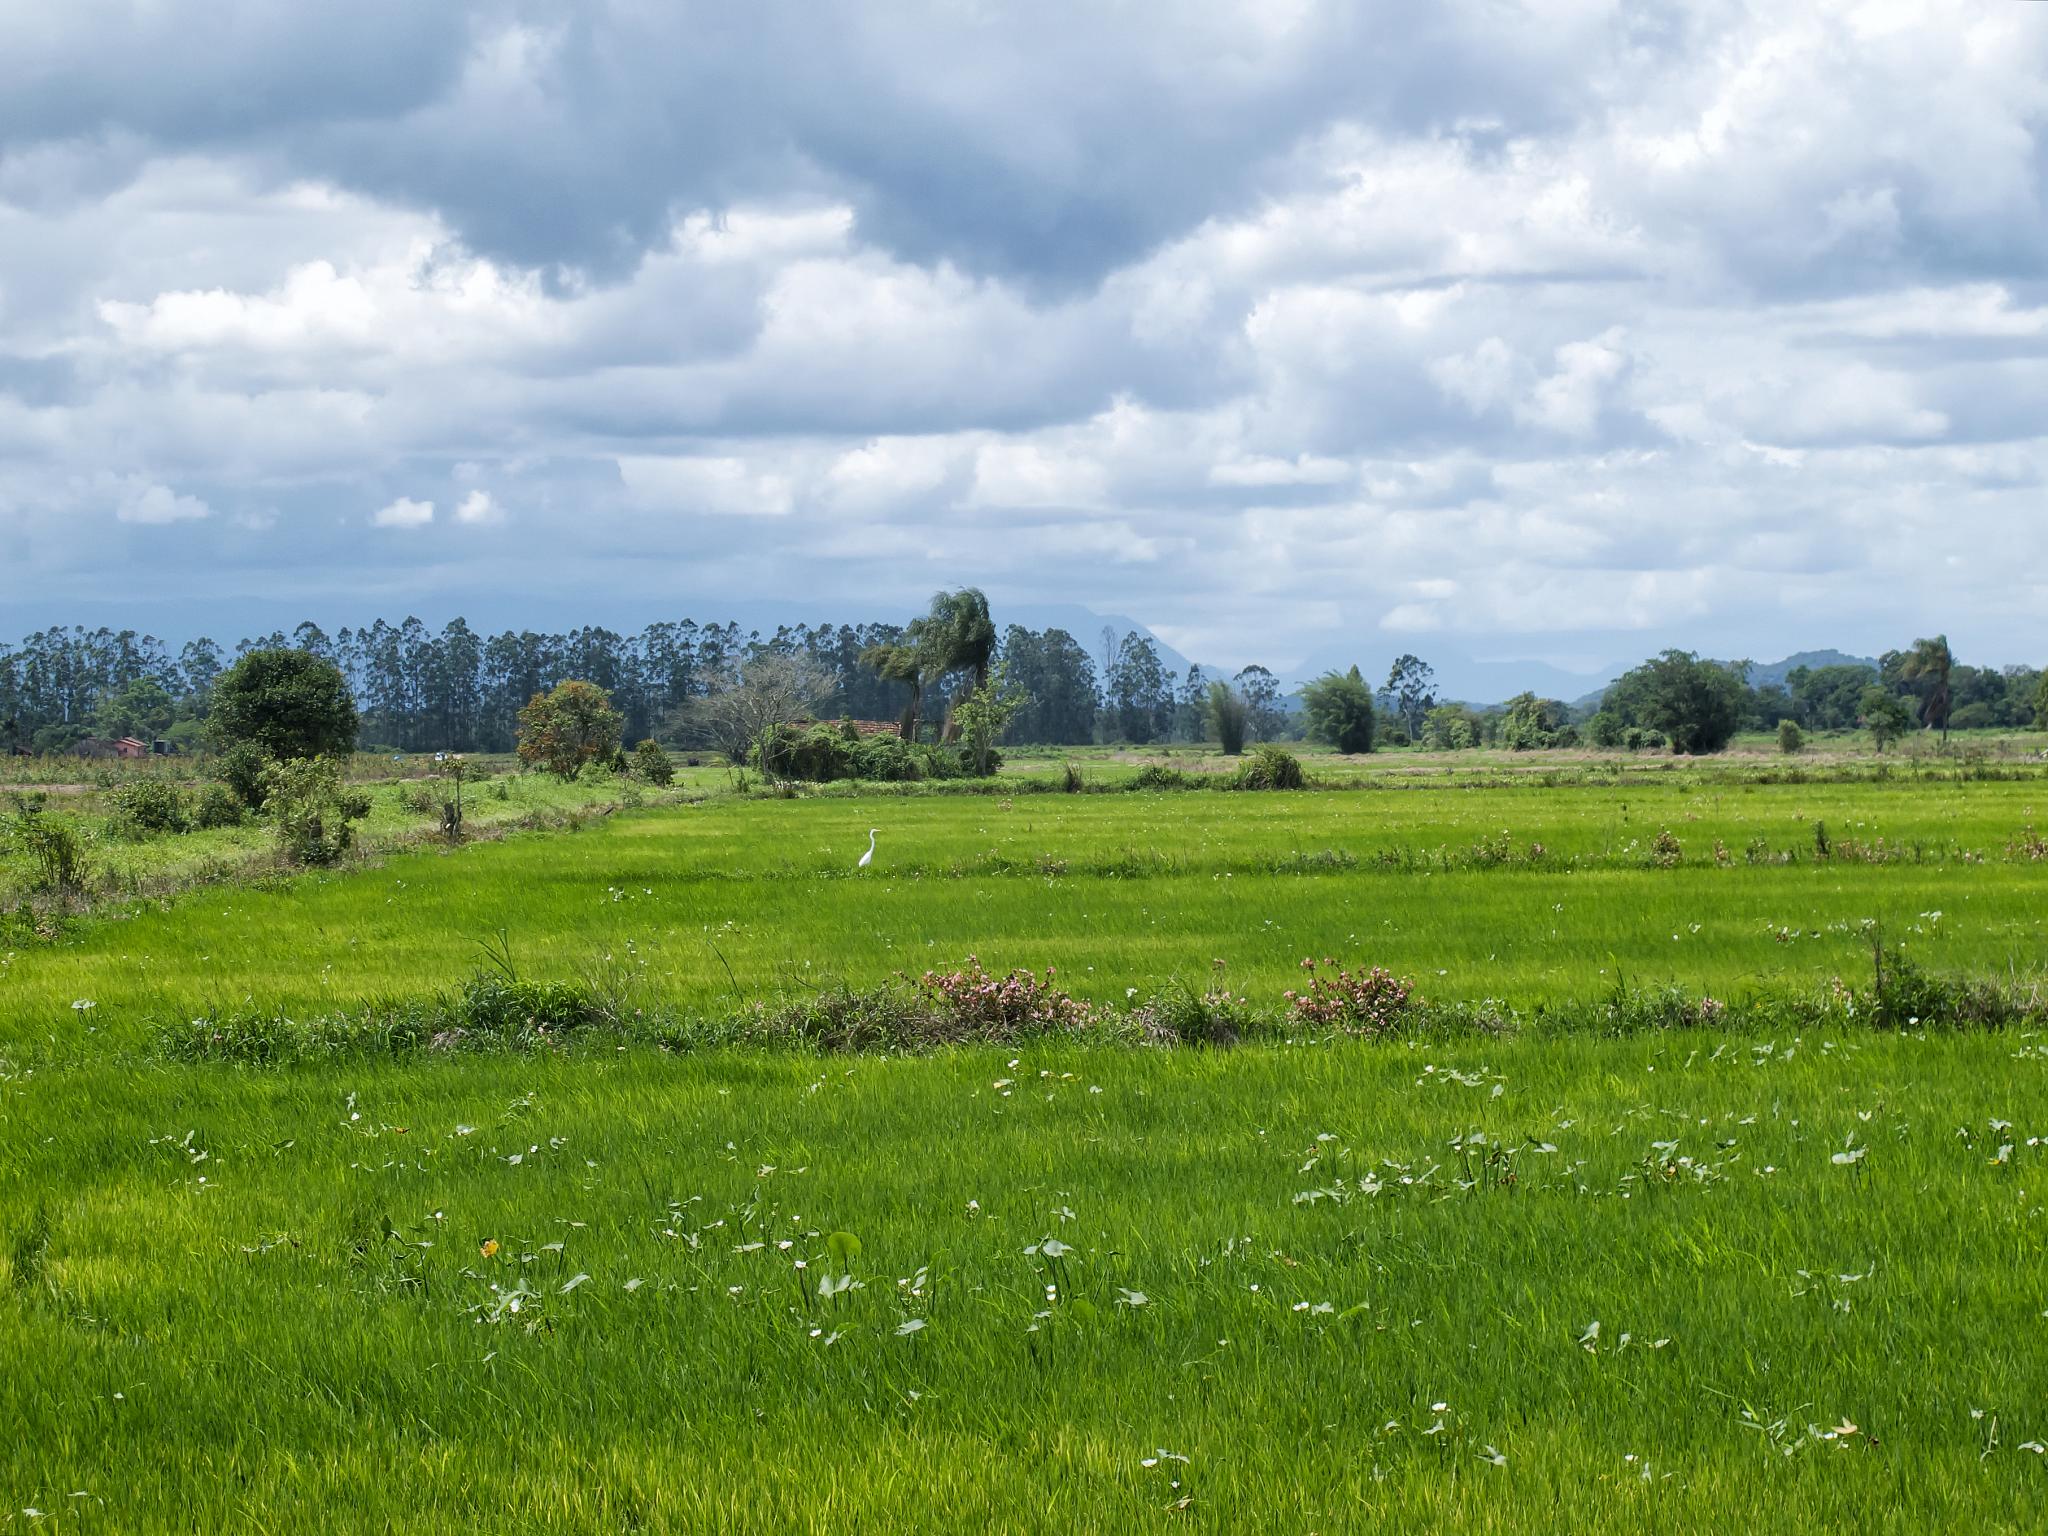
1232,745,1305,790
109,778,189,836
632,739,675,785
1129,764,1200,791
216,742,274,810
194,783,245,829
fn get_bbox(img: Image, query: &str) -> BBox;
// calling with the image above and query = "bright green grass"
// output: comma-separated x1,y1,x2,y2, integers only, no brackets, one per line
5,1035,2048,1530
5,778,2047,1050
1,763,691,909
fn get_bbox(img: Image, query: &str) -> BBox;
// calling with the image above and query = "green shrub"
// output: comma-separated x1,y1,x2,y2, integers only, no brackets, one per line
1204,681,1249,756
1777,718,1804,754
1140,978,1254,1047
1231,745,1305,790
396,781,440,815
4,796,89,893
1596,975,1730,1033
454,972,605,1036
757,723,963,784
1129,764,1200,792
763,723,851,781
155,1001,440,1063
633,739,675,785
216,742,274,810
193,784,246,829
108,778,189,836
261,757,369,866
745,982,948,1051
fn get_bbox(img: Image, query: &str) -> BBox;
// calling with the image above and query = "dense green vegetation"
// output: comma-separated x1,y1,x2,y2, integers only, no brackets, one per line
5,1036,2048,1529
5,745,2047,1529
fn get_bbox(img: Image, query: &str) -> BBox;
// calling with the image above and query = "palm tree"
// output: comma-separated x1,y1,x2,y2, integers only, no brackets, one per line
859,643,924,741
1900,635,1955,744
907,588,996,741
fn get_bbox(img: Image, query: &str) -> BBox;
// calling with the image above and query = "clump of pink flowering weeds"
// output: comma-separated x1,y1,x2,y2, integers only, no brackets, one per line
1284,957,1416,1036
917,955,1096,1035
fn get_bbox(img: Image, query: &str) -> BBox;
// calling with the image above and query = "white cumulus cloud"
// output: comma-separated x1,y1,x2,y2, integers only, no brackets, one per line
372,496,434,528
111,477,211,524
453,489,503,525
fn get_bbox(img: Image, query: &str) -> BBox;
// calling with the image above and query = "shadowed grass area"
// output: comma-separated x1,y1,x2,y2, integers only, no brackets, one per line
4,1035,2047,1530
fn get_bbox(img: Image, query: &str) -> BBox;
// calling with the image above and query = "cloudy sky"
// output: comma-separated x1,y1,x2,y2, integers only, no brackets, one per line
2,0,2045,678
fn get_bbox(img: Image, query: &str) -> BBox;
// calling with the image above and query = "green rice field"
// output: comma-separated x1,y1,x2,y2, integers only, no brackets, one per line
5,765,2048,1530
6,771,2048,1047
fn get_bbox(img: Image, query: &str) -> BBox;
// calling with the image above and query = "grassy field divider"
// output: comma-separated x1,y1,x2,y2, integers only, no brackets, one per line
144,936,2048,1068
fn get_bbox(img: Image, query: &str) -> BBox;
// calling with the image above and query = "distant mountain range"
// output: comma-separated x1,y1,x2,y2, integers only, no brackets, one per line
1743,650,1878,689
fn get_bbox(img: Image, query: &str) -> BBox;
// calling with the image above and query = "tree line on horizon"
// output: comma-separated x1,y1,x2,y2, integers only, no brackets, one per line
1,604,2041,758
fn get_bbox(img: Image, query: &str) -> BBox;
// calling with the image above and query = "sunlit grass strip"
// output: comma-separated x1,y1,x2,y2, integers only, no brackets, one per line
7,780,2048,1050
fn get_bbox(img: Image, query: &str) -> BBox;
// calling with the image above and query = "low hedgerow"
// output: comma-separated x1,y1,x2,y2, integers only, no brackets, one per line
736,963,1138,1051
154,967,623,1063
741,981,947,1052
453,971,611,1037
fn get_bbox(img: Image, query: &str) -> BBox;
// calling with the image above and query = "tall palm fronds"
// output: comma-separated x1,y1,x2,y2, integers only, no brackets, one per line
907,589,996,741
858,643,925,741
1900,635,1955,743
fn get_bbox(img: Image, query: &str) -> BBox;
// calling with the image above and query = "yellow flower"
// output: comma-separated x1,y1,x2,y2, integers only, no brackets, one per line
480,1239,500,1259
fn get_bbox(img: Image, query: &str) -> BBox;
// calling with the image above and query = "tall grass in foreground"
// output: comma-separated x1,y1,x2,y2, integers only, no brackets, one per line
3,1037,2047,1530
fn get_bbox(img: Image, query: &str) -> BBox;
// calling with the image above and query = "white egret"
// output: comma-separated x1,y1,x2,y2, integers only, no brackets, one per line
857,828,878,869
